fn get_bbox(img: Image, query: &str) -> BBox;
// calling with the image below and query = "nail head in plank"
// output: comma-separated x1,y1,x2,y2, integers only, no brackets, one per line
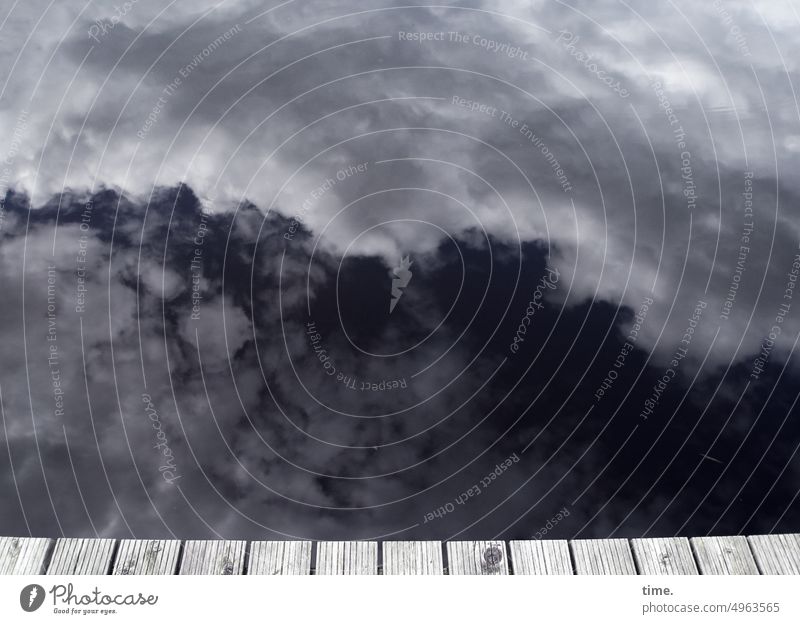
631,537,698,575
179,540,246,575
248,541,312,575
47,538,116,575
690,536,759,575
383,541,443,575
571,539,637,575
113,540,181,575
315,541,378,575
446,541,508,575
510,540,572,574
0,537,53,574
747,534,800,574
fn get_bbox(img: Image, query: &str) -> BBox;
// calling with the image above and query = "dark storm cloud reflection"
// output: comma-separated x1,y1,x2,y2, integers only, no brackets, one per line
0,0,799,540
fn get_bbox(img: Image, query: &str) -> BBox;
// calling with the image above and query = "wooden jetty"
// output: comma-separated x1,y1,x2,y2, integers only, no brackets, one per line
0,534,798,575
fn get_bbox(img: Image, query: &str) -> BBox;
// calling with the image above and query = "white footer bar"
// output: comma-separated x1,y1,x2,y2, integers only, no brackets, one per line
2,575,798,623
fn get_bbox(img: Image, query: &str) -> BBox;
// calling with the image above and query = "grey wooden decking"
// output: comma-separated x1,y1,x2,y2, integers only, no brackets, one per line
0,534,797,575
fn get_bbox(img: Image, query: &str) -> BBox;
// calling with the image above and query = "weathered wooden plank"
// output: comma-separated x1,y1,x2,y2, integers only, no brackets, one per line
179,540,246,575
631,537,698,575
46,538,116,575
747,534,800,574
0,537,53,574
112,539,181,575
248,541,312,575
571,539,636,575
383,541,443,575
446,541,508,575
690,536,759,575
315,541,377,575
509,540,572,574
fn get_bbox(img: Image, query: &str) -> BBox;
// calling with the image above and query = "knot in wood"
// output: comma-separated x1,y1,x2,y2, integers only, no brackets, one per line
483,546,502,567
